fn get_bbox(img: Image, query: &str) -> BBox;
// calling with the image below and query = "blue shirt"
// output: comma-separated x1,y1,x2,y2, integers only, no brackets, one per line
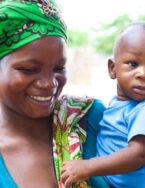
97,97,145,188
0,154,18,188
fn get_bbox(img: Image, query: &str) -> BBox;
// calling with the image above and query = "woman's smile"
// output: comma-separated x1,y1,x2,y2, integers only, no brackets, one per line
29,95,52,102
27,94,55,109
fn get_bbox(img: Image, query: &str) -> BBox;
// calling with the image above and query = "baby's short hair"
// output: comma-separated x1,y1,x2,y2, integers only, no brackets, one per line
113,21,145,54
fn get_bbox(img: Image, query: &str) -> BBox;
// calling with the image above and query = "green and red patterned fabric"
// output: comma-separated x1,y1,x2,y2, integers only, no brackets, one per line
53,95,94,188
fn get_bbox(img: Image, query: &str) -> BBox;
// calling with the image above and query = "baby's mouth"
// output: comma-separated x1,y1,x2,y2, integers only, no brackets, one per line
132,85,145,96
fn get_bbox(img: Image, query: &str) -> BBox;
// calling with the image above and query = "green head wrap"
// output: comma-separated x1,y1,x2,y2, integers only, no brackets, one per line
0,0,67,59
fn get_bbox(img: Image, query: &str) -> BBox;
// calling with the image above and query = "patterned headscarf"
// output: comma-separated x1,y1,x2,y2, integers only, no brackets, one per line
0,0,67,59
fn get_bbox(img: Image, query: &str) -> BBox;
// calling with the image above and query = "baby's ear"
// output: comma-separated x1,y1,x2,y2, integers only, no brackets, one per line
108,58,116,79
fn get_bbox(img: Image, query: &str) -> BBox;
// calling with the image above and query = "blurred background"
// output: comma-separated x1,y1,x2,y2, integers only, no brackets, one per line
60,0,145,106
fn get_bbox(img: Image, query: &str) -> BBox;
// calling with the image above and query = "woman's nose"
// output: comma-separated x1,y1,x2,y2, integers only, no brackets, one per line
36,75,58,90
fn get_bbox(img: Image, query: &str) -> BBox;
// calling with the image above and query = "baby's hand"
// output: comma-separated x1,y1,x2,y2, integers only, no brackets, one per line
60,159,89,188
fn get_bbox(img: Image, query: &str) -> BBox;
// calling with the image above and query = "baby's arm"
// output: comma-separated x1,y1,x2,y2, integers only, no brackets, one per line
61,135,145,188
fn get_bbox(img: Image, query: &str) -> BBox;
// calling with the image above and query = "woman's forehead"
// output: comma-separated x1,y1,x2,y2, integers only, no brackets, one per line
1,37,66,66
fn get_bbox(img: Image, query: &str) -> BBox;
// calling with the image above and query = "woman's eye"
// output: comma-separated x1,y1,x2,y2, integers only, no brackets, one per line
17,68,38,74
127,61,138,68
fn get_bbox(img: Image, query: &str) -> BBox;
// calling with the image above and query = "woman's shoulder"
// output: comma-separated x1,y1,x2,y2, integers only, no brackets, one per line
86,99,106,119
56,95,106,115
56,94,94,112
57,94,94,103
55,95,106,123
83,98,106,133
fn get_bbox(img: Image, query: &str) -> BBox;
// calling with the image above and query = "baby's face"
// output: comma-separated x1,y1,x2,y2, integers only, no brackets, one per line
109,27,145,101
0,36,67,118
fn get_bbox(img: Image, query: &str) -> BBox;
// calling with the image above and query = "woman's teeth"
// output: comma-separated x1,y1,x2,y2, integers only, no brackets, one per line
30,95,52,102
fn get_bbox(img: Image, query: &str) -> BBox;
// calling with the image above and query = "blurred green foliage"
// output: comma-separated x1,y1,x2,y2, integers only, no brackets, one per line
93,14,145,54
67,30,89,47
67,14,145,54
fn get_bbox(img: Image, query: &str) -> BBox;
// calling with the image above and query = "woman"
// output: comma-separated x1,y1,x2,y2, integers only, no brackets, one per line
0,0,109,187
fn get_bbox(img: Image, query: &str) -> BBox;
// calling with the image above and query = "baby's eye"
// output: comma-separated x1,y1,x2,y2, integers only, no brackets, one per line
55,66,66,73
127,61,138,68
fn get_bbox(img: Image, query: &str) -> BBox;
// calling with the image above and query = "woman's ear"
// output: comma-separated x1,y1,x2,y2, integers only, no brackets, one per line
108,58,116,79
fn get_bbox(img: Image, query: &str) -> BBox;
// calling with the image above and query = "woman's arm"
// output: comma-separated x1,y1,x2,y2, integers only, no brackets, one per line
83,99,106,159
82,99,111,188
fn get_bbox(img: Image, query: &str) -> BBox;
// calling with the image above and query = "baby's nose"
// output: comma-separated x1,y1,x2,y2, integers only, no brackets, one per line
136,66,145,79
